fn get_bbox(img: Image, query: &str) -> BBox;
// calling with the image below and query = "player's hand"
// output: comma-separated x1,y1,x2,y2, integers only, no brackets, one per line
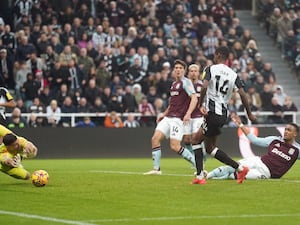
12,154,21,167
231,114,242,126
156,113,164,123
183,113,191,125
5,154,21,167
248,113,257,123
200,106,208,116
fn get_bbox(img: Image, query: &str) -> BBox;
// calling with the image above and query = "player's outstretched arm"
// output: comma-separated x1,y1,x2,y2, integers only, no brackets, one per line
238,88,257,122
23,141,38,158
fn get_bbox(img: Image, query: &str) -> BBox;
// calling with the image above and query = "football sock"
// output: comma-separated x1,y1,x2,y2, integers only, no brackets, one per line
211,147,239,170
193,146,204,177
207,166,235,179
152,147,161,171
185,144,194,154
178,147,196,167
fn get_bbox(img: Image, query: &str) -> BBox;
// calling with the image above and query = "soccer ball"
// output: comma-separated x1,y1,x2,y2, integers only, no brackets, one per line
31,170,49,187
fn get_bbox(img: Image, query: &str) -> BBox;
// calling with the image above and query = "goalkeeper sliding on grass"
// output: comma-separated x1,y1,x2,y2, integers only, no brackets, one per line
206,114,300,180
0,125,37,180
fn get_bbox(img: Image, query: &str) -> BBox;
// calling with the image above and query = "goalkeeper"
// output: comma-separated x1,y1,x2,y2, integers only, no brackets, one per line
206,114,300,180
0,133,37,180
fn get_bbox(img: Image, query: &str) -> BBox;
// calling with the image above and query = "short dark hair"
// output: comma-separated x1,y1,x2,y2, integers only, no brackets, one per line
215,46,230,60
3,133,17,146
174,59,187,70
289,123,299,134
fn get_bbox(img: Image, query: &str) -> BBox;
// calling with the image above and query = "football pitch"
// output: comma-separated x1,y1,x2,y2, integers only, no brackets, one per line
1,158,300,225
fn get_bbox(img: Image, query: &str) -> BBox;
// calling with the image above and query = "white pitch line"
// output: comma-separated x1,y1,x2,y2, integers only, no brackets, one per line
0,210,97,225
87,213,300,223
89,170,300,182
89,170,193,177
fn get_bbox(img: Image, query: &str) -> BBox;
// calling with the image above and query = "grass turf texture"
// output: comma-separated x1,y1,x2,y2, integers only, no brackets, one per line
1,158,300,225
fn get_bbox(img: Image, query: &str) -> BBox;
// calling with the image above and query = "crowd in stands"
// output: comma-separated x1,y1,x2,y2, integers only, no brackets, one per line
257,0,300,77
0,0,298,128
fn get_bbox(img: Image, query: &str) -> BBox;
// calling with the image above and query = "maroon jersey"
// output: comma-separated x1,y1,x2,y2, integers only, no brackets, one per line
166,77,195,120
261,139,299,178
191,80,203,118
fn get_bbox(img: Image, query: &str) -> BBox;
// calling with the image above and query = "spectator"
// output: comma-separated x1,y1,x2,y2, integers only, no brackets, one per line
245,39,258,59
89,96,107,126
146,86,159,105
240,29,254,48
273,85,287,106
261,62,276,83
283,95,298,123
15,98,27,113
125,57,146,85
60,96,77,127
77,97,90,114
138,96,156,126
267,97,285,124
253,52,264,72
82,78,101,106
7,107,27,129
253,73,265,94
28,113,48,127
58,45,77,67
156,69,172,101
104,111,124,128
123,113,140,128
29,97,45,114
95,59,112,90
66,59,84,95
202,29,219,60
21,72,41,109
77,48,95,78
277,10,293,49
260,83,274,111
153,97,166,115
75,116,96,128
107,94,123,113
110,75,125,94
0,48,14,89
132,83,145,105
46,99,61,127
15,36,36,62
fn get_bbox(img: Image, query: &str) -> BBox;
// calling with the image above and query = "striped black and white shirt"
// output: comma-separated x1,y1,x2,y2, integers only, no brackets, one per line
202,64,244,116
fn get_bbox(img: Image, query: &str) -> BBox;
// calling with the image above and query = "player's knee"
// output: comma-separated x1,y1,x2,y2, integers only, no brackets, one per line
170,142,181,152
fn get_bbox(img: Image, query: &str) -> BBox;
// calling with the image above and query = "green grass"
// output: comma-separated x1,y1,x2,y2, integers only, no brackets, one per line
1,158,300,225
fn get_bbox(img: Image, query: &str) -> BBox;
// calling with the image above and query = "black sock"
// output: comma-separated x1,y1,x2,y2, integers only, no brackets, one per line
214,149,239,169
194,148,203,176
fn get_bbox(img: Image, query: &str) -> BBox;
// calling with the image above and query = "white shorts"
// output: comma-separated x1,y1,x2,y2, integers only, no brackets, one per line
239,156,271,179
156,117,184,141
183,117,204,135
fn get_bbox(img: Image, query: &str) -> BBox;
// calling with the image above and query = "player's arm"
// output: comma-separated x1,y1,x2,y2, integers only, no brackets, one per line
22,141,38,158
199,67,209,115
158,105,169,120
183,79,197,123
231,114,274,147
0,152,21,167
0,89,16,108
0,99,16,108
236,79,256,122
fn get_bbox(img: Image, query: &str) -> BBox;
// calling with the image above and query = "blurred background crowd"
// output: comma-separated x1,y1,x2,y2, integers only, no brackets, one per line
0,0,299,128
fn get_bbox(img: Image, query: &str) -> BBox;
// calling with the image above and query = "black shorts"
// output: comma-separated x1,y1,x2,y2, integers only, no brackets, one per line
201,112,227,137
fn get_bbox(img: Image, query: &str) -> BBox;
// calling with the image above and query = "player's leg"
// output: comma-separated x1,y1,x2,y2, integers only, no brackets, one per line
169,118,195,167
144,118,168,175
239,157,271,179
205,113,249,183
191,119,207,184
206,165,235,179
